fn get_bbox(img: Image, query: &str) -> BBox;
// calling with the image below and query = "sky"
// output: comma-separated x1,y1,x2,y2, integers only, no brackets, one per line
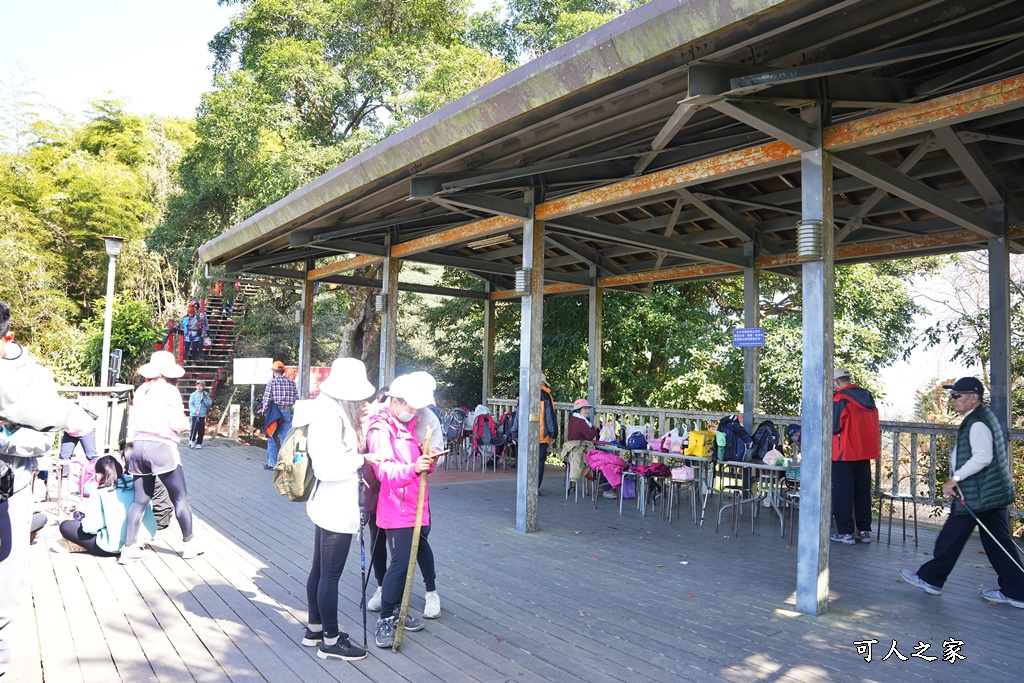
0,0,236,119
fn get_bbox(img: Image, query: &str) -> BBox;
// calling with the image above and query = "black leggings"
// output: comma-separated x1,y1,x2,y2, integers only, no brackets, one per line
368,514,437,593
126,466,194,544
59,520,117,557
306,525,353,639
380,525,436,617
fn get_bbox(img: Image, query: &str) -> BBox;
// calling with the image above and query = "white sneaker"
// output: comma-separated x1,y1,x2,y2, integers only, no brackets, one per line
188,441,195,449
182,539,205,559
367,586,383,612
423,590,441,619
195,443,202,450
118,544,149,565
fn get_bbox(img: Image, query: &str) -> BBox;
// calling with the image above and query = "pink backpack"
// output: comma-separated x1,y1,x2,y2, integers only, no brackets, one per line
79,459,99,498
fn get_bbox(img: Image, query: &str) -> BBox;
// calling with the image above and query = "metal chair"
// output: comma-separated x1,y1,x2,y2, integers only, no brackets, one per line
877,492,919,547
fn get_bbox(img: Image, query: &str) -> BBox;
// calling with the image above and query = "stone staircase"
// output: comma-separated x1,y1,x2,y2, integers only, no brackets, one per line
159,283,261,408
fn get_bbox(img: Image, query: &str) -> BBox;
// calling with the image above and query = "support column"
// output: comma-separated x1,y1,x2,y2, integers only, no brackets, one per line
517,189,544,533
588,265,603,409
378,237,401,387
298,259,315,399
482,283,495,405
796,103,835,616
988,205,1010,438
742,244,759,432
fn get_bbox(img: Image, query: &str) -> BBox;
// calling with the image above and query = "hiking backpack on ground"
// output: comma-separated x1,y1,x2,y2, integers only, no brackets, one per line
272,424,315,502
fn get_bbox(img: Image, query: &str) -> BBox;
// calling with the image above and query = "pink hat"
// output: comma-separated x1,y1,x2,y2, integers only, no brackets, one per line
572,399,593,411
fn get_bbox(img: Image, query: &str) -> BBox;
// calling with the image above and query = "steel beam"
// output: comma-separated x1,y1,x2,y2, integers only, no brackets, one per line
833,149,1001,238
517,190,542,534
308,254,385,281
935,126,1024,223
711,99,817,151
225,248,323,273
432,192,533,219
676,188,755,243
796,104,833,618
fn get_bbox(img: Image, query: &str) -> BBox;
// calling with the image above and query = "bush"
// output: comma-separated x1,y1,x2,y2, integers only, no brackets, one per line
83,297,162,384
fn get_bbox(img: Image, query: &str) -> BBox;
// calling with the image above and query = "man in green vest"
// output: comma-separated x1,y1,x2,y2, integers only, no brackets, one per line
900,377,1024,608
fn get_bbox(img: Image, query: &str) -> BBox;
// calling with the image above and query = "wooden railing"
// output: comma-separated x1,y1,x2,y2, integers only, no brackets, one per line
487,398,1024,520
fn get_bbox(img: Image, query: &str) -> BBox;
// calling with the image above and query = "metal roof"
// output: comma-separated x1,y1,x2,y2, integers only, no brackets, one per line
199,0,1024,295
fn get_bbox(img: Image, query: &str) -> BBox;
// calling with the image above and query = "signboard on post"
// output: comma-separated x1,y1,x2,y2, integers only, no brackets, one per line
732,327,766,347
233,358,274,385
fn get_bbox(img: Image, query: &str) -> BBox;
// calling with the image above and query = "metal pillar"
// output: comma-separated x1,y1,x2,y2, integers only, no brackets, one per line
742,245,759,432
378,238,400,387
588,265,603,409
483,283,495,405
988,205,1010,437
517,189,543,534
796,104,834,617
298,259,315,399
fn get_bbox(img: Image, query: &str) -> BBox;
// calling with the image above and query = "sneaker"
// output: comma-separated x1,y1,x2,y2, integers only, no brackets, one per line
602,489,618,499
301,627,323,647
317,635,367,661
181,539,205,559
367,586,383,612
981,588,1024,608
118,543,149,565
396,611,424,632
188,441,195,449
374,616,395,648
829,533,856,545
856,530,872,543
263,464,274,470
423,591,441,619
195,444,202,450
899,569,942,595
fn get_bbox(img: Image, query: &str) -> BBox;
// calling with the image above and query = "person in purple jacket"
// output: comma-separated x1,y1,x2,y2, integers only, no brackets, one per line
367,374,439,649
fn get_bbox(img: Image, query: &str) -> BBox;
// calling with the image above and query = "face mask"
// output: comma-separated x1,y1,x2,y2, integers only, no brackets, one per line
397,411,416,423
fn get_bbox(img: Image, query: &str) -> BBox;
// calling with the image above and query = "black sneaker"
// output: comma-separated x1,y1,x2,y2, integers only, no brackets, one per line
375,616,395,648
301,628,322,647
317,635,367,661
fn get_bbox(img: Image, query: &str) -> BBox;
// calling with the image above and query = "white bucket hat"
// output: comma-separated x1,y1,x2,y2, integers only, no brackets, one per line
318,357,375,401
138,350,184,379
387,372,436,410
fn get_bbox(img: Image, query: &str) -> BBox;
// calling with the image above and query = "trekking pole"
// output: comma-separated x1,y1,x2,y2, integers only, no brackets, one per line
393,427,431,653
955,493,1024,577
358,467,369,649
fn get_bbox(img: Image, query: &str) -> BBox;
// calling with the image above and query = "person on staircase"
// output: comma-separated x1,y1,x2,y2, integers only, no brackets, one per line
181,301,209,364
260,361,298,470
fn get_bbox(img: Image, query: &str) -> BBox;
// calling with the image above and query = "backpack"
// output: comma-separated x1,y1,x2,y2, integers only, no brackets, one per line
715,415,753,462
497,410,517,442
441,407,467,444
626,430,648,450
272,424,315,502
472,412,502,447
747,420,782,462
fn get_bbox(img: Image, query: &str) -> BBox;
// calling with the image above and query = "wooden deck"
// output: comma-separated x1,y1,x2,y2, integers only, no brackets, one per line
12,440,1022,682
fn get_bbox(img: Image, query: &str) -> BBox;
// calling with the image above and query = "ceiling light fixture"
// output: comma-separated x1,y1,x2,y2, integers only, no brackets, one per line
467,234,514,249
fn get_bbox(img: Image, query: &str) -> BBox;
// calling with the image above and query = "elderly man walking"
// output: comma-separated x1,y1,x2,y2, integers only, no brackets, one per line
901,377,1024,609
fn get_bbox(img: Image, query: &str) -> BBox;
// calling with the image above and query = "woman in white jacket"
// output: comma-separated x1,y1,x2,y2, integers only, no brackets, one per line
296,357,376,662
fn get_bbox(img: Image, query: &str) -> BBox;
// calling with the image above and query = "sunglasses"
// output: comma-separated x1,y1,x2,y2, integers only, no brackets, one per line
950,392,975,400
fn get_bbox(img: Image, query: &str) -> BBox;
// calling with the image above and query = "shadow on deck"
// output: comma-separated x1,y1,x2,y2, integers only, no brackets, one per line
14,440,1021,682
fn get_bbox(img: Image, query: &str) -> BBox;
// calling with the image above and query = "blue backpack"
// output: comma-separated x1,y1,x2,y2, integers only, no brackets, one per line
716,415,753,462
626,431,648,450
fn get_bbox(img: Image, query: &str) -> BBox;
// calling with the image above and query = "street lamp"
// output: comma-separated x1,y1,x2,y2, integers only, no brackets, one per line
100,236,125,387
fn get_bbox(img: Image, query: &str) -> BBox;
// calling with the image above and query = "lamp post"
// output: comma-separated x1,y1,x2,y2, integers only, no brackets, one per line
100,236,125,387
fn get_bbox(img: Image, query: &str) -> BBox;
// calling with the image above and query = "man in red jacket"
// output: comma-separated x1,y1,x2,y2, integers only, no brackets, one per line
831,369,880,545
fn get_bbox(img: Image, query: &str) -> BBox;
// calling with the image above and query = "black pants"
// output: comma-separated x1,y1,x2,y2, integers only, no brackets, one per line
368,514,436,590
306,525,353,639
59,520,117,557
151,476,173,531
126,466,194,544
537,442,549,488
380,526,436,617
917,505,1024,599
190,416,206,445
832,459,872,535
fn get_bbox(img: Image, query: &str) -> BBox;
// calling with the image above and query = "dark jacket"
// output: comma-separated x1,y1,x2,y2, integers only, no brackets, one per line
953,405,1015,515
540,385,558,443
567,415,600,442
832,385,880,461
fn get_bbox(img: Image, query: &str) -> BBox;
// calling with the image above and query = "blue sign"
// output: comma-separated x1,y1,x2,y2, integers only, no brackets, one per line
732,327,765,347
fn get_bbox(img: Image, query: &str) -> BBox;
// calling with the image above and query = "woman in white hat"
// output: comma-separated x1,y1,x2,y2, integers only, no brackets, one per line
120,351,200,563
295,357,376,662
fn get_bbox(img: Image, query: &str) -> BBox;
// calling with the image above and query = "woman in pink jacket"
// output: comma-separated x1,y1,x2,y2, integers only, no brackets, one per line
120,351,199,563
367,374,437,649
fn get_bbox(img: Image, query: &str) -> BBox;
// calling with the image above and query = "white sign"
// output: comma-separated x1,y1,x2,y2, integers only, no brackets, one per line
233,357,274,385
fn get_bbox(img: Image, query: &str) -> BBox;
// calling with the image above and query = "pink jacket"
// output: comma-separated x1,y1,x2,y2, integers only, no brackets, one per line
585,450,628,488
367,411,433,529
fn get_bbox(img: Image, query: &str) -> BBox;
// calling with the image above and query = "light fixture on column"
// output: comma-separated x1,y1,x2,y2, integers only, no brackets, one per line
514,268,531,295
375,293,387,312
796,219,823,262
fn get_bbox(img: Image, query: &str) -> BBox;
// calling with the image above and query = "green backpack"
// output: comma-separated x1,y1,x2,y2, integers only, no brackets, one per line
272,424,316,502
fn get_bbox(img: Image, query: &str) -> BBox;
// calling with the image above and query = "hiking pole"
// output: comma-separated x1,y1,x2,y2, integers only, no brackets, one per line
393,426,431,653
358,467,368,649
955,493,1024,578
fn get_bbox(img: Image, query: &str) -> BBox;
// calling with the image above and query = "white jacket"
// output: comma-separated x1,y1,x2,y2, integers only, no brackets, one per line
294,395,364,534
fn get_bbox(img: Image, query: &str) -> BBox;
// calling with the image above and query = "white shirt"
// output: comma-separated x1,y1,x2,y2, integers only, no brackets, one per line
950,407,994,481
